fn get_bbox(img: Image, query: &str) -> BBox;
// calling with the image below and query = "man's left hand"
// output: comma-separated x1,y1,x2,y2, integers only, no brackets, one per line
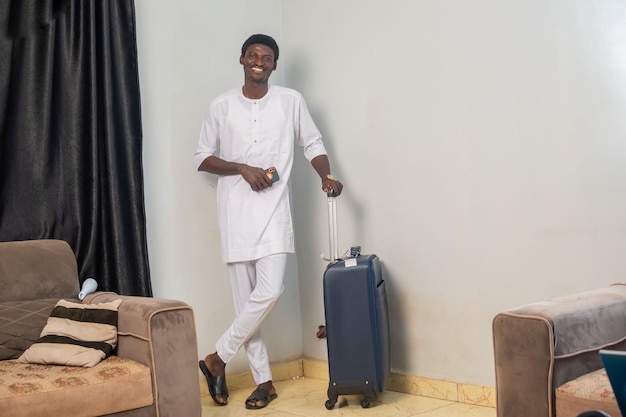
323,176,343,197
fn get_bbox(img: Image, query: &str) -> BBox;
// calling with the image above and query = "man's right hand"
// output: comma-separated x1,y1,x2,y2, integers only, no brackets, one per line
198,156,274,192
240,165,273,192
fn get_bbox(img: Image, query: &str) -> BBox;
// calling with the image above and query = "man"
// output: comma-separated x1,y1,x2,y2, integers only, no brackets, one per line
194,34,343,410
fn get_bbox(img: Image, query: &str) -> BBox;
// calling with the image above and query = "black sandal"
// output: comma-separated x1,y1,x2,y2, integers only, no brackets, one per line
245,387,277,409
199,360,228,406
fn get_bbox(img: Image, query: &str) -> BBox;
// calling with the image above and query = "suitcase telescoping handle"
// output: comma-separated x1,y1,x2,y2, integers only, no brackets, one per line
327,189,339,262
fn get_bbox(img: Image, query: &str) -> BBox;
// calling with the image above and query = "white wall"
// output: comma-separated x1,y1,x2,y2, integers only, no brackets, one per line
136,0,626,386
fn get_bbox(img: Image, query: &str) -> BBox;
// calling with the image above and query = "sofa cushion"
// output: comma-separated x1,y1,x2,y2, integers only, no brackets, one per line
0,240,80,303
0,299,59,360
0,356,153,417
18,299,122,367
555,368,620,417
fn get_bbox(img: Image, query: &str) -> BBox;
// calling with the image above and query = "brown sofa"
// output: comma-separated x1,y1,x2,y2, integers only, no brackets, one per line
0,239,202,417
493,284,626,417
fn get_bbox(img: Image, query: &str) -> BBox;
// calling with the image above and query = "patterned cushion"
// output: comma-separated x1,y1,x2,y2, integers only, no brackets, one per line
0,356,153,417
18,299,122,367
555,368,620,417
0,299,58,360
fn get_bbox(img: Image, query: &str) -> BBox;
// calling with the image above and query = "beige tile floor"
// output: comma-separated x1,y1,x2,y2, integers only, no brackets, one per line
201,376,497,417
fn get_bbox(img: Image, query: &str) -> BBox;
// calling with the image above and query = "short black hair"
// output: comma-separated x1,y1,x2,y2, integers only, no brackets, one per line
241,34,279,62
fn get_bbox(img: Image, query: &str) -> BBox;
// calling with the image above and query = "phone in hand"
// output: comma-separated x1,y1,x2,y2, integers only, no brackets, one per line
265,167,280,183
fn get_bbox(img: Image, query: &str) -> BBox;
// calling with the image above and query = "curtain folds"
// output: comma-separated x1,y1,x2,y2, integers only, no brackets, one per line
0,0,152,296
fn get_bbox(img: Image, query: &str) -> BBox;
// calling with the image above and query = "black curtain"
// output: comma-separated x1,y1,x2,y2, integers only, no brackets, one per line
0,0,152,296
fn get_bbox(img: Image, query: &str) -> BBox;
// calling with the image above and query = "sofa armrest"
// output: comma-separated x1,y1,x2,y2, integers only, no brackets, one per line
493,284,626,417
84,292,201,417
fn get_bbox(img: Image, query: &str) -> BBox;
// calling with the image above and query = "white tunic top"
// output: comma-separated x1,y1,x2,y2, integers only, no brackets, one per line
195,85,327,263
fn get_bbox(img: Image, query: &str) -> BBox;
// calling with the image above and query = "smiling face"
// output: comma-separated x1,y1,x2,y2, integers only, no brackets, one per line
240,44,277,85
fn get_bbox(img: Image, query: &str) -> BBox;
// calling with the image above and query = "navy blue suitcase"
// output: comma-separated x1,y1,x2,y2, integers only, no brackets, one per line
322,195,391,409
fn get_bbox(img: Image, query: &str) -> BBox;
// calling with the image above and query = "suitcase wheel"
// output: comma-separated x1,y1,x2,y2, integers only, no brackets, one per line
325,396,372,409
325,399,337,410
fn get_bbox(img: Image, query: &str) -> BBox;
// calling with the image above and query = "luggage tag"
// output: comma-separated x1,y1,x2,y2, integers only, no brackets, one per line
344,258,357,268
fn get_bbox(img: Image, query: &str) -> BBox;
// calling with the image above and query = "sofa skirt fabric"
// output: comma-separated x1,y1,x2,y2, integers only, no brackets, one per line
555,368,620,417
0,355,153,417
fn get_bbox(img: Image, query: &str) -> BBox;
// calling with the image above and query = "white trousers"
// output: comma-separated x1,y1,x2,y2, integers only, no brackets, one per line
216,253,286,385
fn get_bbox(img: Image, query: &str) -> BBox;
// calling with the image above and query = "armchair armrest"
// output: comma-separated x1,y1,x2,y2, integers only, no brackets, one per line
84,292,201,417
493,284,626,417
